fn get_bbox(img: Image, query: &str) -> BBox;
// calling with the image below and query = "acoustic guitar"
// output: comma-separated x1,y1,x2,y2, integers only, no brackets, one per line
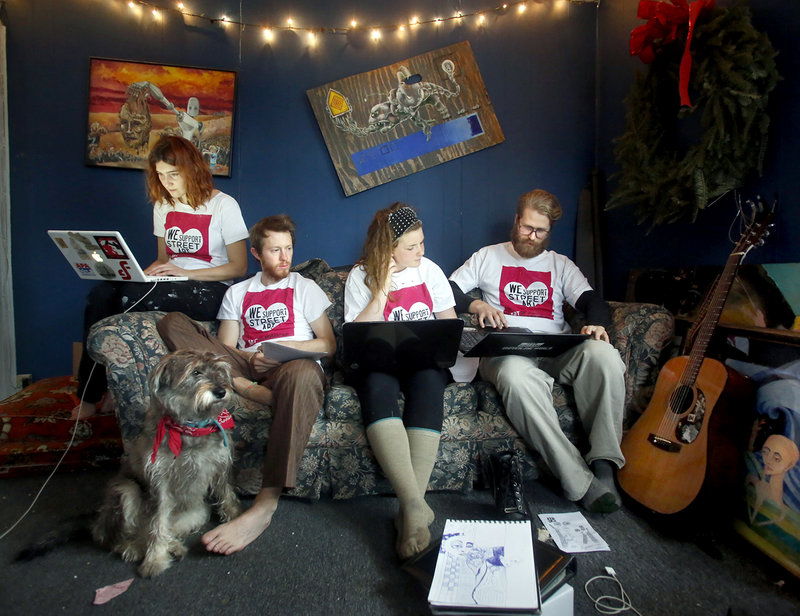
617,197,774,514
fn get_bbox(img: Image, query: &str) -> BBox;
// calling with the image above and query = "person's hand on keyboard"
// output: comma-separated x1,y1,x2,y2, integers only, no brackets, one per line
470,299,508,329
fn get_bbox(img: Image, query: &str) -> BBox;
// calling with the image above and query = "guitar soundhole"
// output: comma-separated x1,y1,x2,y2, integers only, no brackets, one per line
668,386,694,415
668,386,707,444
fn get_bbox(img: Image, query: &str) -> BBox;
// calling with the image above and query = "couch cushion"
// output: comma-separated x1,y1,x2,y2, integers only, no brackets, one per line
292,258,349,374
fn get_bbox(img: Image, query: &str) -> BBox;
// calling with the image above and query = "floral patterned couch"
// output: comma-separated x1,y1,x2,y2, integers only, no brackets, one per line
87,258,675,499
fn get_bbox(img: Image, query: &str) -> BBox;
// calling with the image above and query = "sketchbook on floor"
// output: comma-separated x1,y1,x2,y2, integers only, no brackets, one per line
427,518,540,615
402,536,573,605
534,539,575,603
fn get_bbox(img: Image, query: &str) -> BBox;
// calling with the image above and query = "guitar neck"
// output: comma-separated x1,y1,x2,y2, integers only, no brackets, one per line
681,197,775,384
682,251,745,384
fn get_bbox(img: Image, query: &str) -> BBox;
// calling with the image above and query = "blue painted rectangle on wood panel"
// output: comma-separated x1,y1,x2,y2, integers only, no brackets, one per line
351,113,484,176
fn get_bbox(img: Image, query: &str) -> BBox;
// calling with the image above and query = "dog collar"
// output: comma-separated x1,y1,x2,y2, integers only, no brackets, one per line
151,409,235,463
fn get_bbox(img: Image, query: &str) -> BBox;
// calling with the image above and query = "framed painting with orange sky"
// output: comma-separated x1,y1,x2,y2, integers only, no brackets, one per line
86,58,237,176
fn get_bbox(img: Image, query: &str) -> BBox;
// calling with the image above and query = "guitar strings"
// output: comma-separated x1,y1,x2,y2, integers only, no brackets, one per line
654,196,764,442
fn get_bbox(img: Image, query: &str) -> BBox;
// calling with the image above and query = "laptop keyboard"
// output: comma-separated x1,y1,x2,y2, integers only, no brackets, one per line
460,328,484,351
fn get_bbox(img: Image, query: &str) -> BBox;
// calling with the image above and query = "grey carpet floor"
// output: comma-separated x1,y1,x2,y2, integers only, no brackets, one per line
1,468,798,616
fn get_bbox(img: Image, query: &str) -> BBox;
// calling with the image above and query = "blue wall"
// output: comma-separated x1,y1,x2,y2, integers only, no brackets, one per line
6,0,798,381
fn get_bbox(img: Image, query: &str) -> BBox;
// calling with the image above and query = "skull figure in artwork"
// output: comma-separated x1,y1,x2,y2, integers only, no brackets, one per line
119,84,153,153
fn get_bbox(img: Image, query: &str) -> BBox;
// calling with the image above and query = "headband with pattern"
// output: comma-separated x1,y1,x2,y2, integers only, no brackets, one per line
388,207,420,241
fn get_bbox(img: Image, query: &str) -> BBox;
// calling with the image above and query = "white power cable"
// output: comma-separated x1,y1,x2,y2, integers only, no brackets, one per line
584,567,644,616
0,282,160,541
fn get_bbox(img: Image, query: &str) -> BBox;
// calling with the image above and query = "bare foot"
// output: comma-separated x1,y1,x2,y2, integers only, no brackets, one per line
202,487,281,555
71,401,96,420
232,377,273,406
98,391,115,414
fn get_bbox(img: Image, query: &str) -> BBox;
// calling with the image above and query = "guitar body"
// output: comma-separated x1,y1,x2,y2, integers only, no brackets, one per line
618,355,729,514
618,198,772,514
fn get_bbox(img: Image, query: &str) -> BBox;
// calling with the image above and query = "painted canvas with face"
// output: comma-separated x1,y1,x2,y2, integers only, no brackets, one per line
307,40,504,196
734,363,800,577
86,58,237,176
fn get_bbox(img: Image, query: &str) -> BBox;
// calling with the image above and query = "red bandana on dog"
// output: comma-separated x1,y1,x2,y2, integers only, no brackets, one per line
151,409,235,463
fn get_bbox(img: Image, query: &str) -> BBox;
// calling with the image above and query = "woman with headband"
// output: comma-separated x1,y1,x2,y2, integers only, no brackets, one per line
344,202,458,560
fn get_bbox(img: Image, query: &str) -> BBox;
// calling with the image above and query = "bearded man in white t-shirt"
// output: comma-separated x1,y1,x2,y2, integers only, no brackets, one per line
157,215,336,552
449,189,626,513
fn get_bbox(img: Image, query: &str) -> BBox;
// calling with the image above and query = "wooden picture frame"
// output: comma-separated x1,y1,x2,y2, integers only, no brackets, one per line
307,41,504,196
86,57,237,176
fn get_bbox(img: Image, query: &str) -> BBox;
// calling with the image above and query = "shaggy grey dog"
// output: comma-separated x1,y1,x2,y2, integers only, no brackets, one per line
92,349,241,578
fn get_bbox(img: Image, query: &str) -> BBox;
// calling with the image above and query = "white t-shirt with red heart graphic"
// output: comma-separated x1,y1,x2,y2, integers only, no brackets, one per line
344,257,455,323
153,191,248,283
449,242,591,333
217,271,332,352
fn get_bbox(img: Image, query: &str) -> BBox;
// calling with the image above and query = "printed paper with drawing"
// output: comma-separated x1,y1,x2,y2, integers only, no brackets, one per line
537,511,610,553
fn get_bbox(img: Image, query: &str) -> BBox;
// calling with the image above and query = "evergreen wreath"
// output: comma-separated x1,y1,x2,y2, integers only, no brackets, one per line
606,2,780,228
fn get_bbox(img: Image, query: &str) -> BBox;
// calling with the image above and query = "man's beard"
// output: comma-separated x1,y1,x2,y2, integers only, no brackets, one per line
262,262,291,282
511,229,547,259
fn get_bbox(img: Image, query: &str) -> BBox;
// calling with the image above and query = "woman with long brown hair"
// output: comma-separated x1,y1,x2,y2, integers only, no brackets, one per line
73,135,248,418
344,202,457,560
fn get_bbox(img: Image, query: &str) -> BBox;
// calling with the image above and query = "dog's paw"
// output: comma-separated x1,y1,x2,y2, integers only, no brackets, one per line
120,545,144,563
219,503,242,523
138,557,171,578
168,542,188,561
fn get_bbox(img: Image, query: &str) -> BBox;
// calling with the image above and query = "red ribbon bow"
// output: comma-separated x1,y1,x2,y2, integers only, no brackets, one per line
151,409,235,463
629,0,715,107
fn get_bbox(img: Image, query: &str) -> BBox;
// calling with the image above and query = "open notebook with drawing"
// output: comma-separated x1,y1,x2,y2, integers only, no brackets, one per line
403,530,573,606
427,518,540,615
48,230,188,283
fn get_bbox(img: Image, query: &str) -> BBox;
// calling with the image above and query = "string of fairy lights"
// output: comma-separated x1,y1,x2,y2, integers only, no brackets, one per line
123,1,597,46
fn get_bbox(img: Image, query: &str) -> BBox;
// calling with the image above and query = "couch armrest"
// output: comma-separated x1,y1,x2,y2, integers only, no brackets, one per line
608,301,674,424
86,311,218,442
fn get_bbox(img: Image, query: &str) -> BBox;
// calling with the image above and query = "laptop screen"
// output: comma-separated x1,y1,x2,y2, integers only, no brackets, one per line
342,319,464,374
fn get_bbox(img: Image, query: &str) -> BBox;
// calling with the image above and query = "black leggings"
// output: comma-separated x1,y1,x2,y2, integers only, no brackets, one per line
77,280,228,403
352,368,449,431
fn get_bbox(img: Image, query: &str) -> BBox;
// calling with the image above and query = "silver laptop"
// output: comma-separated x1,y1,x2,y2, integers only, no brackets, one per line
48,230,188,282
460,326,590,358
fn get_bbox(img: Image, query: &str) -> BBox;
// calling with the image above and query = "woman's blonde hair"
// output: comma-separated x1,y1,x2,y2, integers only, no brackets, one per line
358,202,422,299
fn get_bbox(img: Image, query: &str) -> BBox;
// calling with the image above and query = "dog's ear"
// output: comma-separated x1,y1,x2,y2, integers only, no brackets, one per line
211,356,234,384
149,354,173,398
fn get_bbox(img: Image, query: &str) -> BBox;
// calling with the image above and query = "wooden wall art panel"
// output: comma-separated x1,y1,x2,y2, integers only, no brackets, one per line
307,41,504,196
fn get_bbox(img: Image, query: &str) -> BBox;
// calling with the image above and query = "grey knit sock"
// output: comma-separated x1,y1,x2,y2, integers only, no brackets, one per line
580,461,622,514
592,459,617,484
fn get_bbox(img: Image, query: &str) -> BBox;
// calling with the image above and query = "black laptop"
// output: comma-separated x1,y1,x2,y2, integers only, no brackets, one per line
460,326,590,358
342,319,464,373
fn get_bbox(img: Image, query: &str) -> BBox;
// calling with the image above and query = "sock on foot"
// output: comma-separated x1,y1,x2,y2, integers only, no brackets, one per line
592,459,616,483
396,500,432,559
579,476,621,513
591,460,622,502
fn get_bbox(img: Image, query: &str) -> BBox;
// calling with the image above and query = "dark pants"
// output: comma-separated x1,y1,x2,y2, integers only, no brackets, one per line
157,312,326,489
351,368,449,431
78,280,227,403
